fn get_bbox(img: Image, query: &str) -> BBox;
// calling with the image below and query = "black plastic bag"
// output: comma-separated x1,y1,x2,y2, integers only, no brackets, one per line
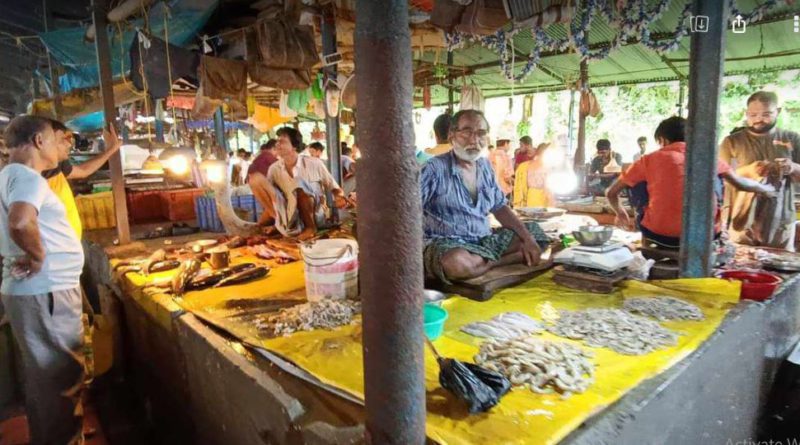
438,358,499,414
463,362,512,397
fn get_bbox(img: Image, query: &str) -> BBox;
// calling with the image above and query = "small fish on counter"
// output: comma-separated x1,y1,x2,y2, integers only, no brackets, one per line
254,299,361,337
461,312,544,340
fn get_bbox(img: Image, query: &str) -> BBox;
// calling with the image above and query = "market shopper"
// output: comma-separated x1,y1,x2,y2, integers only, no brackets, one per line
513,141,553,208
720,91,800,250
266,127,347,240
43,119,122,239
421,110,551,283
247,139,279,226
308,142,325,159
488,139,513,197
0,116,86,445
606,116,775,248
588,139,623,194
633,136,648,162
425,113,451,156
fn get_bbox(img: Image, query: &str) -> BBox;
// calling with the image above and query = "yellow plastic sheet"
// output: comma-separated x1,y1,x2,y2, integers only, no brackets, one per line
257,272,740,445
117,255,741,445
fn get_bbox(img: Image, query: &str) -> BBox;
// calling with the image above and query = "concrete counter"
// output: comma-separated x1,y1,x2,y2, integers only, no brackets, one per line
86,238,800,445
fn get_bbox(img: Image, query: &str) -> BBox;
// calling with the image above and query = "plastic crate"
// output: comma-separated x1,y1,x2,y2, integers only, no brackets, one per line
126,190,164,223
160,188,205,221
195,195,263,232
75,191,116,230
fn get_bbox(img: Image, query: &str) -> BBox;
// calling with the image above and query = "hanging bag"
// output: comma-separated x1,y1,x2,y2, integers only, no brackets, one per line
431,0,468,33
456,0,509,35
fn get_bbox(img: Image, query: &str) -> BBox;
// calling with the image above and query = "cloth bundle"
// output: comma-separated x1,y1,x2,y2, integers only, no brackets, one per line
245,17,318,90
192,56,248,119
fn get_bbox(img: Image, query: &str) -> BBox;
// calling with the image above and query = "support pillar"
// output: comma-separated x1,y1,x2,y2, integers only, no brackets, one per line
447,51,454,113
322,5,342,185
214,107,227,157
355,1,425,443
92,0,130,244
573,60,588,170
567,88,576,157
680,0,728,277
155,99,165,143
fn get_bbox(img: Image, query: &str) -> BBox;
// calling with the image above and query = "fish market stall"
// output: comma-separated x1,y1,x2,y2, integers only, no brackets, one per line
84,230,800,445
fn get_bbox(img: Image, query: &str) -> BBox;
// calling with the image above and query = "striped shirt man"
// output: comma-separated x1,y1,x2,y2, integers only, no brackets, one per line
420,150,507,244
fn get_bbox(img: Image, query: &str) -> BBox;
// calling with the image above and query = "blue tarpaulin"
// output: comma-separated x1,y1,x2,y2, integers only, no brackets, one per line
39,0,217,93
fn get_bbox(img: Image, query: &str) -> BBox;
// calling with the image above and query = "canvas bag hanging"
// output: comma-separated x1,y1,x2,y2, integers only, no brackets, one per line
431,0,468,33
254,17,319,70
456,0,509,35
246,29,312,89
460,83,485,111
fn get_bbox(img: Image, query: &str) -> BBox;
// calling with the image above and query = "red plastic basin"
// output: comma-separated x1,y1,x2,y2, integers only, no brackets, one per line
716,270,783,301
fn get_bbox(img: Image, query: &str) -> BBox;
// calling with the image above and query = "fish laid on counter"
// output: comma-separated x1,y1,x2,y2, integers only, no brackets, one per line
623,296,705,321
171,259,202,295
212,266,269,288
475,337,595,396
547,308,678,355
255,299,361,337
142,249,167,275
186,263,257,290
461,312,544,340
250,245,299,264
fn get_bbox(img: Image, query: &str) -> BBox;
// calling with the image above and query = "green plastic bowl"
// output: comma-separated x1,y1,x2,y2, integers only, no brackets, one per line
424,304,448,340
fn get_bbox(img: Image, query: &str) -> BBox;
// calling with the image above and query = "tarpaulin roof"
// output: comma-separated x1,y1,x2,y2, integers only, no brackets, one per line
39,0,218,93
417,0,800,105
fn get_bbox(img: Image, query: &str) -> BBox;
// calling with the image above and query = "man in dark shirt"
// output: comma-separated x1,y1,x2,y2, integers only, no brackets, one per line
247,140,279,226
588,139,623,194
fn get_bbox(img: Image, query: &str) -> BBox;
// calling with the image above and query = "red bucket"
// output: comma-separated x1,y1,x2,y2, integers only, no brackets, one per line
716,270,783,301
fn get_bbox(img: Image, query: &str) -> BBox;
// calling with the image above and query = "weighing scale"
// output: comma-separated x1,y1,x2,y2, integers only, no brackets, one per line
553,242,634,273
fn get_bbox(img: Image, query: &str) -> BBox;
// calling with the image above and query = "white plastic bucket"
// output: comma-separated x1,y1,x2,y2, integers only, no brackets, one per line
300,239,359,301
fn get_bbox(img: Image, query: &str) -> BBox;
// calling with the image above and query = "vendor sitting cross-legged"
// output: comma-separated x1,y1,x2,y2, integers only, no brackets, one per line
421,110,551,283
266,127,347,240
606,116,775,248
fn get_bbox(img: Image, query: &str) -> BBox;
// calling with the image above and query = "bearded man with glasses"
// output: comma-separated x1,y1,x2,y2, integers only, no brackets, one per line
420,109,551,286
720,91,800,250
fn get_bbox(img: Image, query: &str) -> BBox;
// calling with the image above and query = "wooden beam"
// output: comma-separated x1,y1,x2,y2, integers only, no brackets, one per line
92,0,130,244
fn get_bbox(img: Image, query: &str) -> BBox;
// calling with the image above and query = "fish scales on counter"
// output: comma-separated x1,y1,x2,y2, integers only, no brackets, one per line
475,337,595,396
255,299,361,337
547,308,678,355
461,312,544,340
623,297,705,321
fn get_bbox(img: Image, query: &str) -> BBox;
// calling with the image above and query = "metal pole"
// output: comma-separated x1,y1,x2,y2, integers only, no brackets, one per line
447,51,454,113
567,89,576,157
43,0,62,119
679,0,728,277
322,5,342,185
250,125,255,152
154,99,165,143
677,80,686,117
573,60,588,170
214,107,227,155
355,1,425,444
